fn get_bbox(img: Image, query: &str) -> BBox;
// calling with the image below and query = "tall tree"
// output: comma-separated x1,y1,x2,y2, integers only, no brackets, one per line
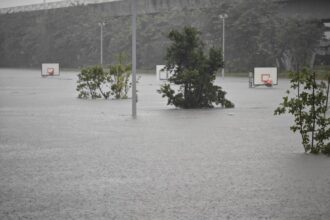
158,27,234,109
275,69,330,155
222,0,324,72
275,18,324,71
225,0,281,71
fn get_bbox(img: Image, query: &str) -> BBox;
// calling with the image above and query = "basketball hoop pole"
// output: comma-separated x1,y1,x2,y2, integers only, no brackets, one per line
98,22,105,66
131,0,137,118
219,14,228,78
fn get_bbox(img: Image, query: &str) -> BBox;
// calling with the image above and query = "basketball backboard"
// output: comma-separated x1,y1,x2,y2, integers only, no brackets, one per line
41,63,60,77
253,67,277,86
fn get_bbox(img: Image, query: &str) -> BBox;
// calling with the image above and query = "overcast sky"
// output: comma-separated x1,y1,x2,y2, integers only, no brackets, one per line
0,0,63,8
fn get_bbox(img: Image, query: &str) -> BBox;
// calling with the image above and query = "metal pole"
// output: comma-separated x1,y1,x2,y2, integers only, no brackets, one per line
131,0,137,117
98,22,105,65
219,14,228,78
100,23,103,66
222,17,225,78
220,14,228,77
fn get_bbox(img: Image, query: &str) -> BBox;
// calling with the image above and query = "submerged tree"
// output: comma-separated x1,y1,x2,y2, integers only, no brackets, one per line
76,53,132,100
76,65,110,99
158,27,234,109
109,53,132,99
275,69,330,155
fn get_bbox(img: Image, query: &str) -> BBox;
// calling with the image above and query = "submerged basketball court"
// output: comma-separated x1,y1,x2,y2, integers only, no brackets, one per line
1,69,330,219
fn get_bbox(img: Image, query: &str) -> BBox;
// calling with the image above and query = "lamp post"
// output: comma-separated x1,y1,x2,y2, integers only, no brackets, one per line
98,22,106,66
219,14,228,78
131,0,137,117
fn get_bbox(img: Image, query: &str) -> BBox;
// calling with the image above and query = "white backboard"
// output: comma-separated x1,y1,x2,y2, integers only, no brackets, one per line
156,65,174,81
41,63,60,76
254,67,278,85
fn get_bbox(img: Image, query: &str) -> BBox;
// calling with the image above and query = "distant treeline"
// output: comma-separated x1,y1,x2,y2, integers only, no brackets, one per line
0,0,325,72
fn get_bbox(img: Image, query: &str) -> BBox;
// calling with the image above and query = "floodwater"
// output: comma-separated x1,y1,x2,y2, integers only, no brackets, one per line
0,69,329,220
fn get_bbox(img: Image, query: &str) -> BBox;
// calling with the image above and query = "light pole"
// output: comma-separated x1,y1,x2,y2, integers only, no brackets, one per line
131,0,137,117
219,14,228,78
98,22,106,66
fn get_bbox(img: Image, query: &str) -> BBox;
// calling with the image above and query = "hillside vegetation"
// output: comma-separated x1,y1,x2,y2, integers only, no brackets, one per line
0,0,324,72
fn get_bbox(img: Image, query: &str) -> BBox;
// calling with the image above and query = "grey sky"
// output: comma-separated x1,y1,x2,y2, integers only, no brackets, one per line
0,0,62,8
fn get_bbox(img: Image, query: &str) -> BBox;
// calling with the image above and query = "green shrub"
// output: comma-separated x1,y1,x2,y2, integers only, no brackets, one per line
275,69,330,154
158,27,234,109
76,53,132,100
76,65,109,99
109,53,132,99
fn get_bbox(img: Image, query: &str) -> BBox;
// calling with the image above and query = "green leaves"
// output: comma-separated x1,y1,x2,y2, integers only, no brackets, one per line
76,53,132,100
159,26,234,109
109,53,132,99
219,0,324,72
275,69,330,155
76,65,105,99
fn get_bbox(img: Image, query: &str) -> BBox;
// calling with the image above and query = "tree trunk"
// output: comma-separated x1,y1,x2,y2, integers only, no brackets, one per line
311,72,316,150
325,76,330,118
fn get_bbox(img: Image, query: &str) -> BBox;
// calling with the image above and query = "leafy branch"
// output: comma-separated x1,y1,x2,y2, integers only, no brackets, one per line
275,69,330,155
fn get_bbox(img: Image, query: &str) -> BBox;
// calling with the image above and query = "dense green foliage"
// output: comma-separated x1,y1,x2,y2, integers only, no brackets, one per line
77,65,110,99
221,0,324,72
275,69,330,155
158,27,234,109
76,54,132,99
0,0,325,72
109,53,132,99
274,18,324,71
